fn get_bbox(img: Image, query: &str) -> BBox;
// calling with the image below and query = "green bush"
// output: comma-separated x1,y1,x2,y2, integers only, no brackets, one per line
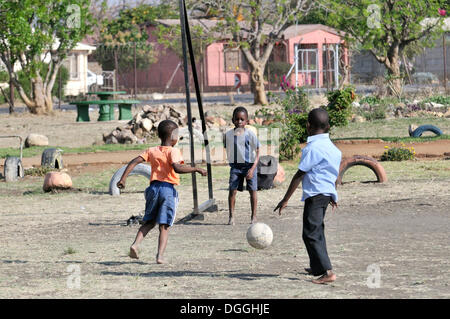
266,87,310,160
326,86,355,127
359,95,381,105
421,95,450,106
262,86,355,160
381,144,415,161
361,104,388,121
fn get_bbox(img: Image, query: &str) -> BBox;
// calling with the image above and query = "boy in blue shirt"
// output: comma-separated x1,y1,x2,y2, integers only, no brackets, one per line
224,107,260,225
274,108,341,284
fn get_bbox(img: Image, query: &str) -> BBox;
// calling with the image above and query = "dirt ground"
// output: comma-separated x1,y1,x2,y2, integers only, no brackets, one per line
0,107,449,299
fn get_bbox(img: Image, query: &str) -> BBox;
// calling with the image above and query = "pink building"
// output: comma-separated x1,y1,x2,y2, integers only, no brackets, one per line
118,21,348,93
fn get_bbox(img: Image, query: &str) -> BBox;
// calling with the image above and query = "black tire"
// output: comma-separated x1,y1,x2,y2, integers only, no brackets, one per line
409,124,443,138
41,148,63,169
4,156,24,182
109,163,152,196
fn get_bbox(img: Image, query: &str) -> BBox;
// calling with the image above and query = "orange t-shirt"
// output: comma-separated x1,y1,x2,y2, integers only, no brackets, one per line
139,146,184,185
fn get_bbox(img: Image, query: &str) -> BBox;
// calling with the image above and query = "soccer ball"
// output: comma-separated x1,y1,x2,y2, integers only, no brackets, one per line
246,222,273,249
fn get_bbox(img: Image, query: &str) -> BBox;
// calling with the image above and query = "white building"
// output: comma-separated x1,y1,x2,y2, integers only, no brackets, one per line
63,42,98,96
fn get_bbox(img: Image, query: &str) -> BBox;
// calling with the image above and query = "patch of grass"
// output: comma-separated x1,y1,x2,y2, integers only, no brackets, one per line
24,166,58,176
341,159,450,183
0,142,159,159
63,247,77,255
331,117,450,140
333,134,450,143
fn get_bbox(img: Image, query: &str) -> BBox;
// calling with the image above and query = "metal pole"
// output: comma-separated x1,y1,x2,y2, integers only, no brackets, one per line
444,34,447,93
58,69,62,110
182,0,215,204
295,45,299,87
9,79,14,114
134,42,137,98
179,0,199,214
335,44,339,89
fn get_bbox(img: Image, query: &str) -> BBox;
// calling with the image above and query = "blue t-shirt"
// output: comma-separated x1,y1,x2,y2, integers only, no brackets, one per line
224,128,260,168
298,133,341,202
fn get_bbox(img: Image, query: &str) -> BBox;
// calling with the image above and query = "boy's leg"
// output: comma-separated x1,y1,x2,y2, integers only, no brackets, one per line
130,220,156,259
246,167,258,224
156,224,170,264
228,189,238,225
302,195,333,276
248,190,257,223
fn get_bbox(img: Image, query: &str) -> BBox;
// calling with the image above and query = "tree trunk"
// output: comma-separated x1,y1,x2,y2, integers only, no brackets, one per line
27,76,53,114
386,55,403,98
251,63,268,105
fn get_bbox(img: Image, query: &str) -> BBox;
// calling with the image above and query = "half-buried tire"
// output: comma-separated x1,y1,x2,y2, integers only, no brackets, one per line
337,155,387,185
4,156,24,182
408,124,443,138
109,163,152,196
41,148,64,169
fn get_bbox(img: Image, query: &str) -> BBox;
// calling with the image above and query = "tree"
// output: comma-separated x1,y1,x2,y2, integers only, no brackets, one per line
322,0,447,97
94,3,176,87
0,0,92,114
155,19,214,92
190,0,314,105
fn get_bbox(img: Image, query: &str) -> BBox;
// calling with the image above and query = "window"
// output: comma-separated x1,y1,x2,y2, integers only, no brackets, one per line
69,53,79,80
224,46,248,72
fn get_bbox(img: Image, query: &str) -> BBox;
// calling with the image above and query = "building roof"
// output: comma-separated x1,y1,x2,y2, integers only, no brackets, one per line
156,19,344,40
281,24,345,39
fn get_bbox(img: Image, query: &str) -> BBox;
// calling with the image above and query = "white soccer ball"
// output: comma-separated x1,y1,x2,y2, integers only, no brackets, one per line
246,222,273,249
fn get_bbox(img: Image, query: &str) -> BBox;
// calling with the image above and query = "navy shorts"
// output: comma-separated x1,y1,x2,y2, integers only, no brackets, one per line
229,165,257,191
143,181,179,226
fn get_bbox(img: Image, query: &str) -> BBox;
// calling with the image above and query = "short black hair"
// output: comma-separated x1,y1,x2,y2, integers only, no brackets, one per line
308,108,330,131
158,119,178,140
232,106,248,120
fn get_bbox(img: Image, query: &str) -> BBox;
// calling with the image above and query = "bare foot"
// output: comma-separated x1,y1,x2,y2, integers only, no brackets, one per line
228,217,235,226
312,271,336,284
156,254,167,264
129,246,139,259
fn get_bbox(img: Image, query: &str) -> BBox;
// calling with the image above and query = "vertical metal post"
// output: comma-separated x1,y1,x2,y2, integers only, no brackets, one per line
9,79,14,114
316,48,319,89
295,45,298,87
182,0,215,204
444,34,447,93
335,44,339,89
58,69,62,109
134,42,137,98
179,0,199,214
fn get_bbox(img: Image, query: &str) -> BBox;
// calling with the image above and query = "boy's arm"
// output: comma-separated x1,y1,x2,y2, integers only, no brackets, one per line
274,169,305,215
173,162,207,176
246,147,259,180
117,156,145,189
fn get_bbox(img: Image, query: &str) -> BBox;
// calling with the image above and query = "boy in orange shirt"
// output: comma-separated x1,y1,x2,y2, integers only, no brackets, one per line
117,120,207,263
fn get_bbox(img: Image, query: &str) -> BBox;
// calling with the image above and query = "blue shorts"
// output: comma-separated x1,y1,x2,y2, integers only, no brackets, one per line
143,181,179,226
229,164,257,192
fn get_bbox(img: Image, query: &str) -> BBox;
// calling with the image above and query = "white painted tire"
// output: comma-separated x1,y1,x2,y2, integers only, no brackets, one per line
109,163,152,196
